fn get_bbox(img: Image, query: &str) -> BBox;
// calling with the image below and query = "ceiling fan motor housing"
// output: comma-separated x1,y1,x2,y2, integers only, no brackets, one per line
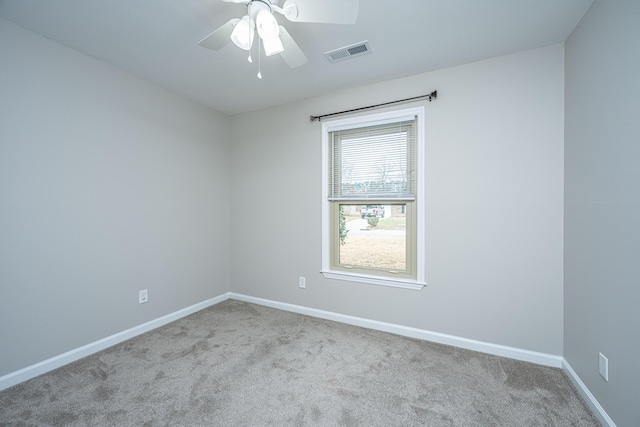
247,1,270,20
246,0,298,20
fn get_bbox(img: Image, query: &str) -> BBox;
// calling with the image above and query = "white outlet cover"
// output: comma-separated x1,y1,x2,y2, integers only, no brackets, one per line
139,290,149,304
598,353,608,381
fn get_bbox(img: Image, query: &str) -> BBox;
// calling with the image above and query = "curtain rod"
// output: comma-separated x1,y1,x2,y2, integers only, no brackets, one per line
310,90,437,122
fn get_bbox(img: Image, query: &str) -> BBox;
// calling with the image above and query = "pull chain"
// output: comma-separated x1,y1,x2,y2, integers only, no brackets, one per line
257,37,262,79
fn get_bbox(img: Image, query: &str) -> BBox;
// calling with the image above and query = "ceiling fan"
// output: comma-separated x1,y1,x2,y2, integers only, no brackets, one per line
198,0,359,70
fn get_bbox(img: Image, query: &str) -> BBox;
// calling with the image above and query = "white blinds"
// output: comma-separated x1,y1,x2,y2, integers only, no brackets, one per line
328,117,416,201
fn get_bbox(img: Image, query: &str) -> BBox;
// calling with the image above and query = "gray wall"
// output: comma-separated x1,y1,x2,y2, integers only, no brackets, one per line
564,1,640,425
0,19,230,376
230,45,565,355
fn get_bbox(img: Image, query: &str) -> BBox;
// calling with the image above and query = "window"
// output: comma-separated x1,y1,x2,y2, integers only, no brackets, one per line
321,107,425,290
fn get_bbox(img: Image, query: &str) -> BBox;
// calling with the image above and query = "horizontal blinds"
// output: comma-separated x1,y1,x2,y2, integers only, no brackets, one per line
329,117,416,201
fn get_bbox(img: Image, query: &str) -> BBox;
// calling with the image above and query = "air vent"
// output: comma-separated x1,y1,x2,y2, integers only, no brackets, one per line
324,41,372,63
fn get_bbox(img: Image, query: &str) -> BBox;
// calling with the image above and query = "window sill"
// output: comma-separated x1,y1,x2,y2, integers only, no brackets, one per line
320,270,426,291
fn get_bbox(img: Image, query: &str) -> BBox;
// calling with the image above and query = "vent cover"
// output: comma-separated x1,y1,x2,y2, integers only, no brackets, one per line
324,41,372,63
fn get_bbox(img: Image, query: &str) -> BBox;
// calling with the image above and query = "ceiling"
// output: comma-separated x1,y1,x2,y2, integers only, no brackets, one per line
0,0,592,116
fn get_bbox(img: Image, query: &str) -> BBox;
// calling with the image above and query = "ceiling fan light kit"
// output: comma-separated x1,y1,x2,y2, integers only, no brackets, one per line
230,15,255,50
256,8,278,38
256,8,283,56
199,0,359,75
262,34,284,56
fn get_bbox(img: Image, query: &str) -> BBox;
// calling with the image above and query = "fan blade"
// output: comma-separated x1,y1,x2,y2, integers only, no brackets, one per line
198,18,240,50
282,0,358,24
278,26,308,68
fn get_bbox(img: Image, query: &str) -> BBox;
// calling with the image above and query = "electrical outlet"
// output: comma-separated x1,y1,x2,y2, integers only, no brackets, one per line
139,289,148,304
299,277,306,289
599,353,608,381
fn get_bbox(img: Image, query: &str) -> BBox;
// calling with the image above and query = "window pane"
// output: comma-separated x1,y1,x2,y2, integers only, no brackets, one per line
338,204,406,271
328,119,416,200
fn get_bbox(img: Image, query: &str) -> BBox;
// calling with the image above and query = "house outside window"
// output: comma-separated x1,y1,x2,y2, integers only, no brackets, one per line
321,106,426,290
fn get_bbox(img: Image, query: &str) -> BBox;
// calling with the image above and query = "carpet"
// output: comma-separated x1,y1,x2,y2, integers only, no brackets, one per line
0,300,599,426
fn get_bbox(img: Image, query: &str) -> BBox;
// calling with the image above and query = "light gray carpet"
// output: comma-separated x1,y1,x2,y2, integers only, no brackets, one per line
0,300,599,426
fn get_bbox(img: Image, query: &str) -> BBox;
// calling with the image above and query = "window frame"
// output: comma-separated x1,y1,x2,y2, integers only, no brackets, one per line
321,106,426,290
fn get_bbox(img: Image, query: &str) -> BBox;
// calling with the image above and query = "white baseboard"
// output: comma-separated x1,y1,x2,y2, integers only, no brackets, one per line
231,293,618,423
228,292,564,368
0,294,230,392
563,359,616,427
1,291,612,427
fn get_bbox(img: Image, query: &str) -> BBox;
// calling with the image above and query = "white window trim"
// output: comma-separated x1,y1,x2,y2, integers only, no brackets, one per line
321,106,426,290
